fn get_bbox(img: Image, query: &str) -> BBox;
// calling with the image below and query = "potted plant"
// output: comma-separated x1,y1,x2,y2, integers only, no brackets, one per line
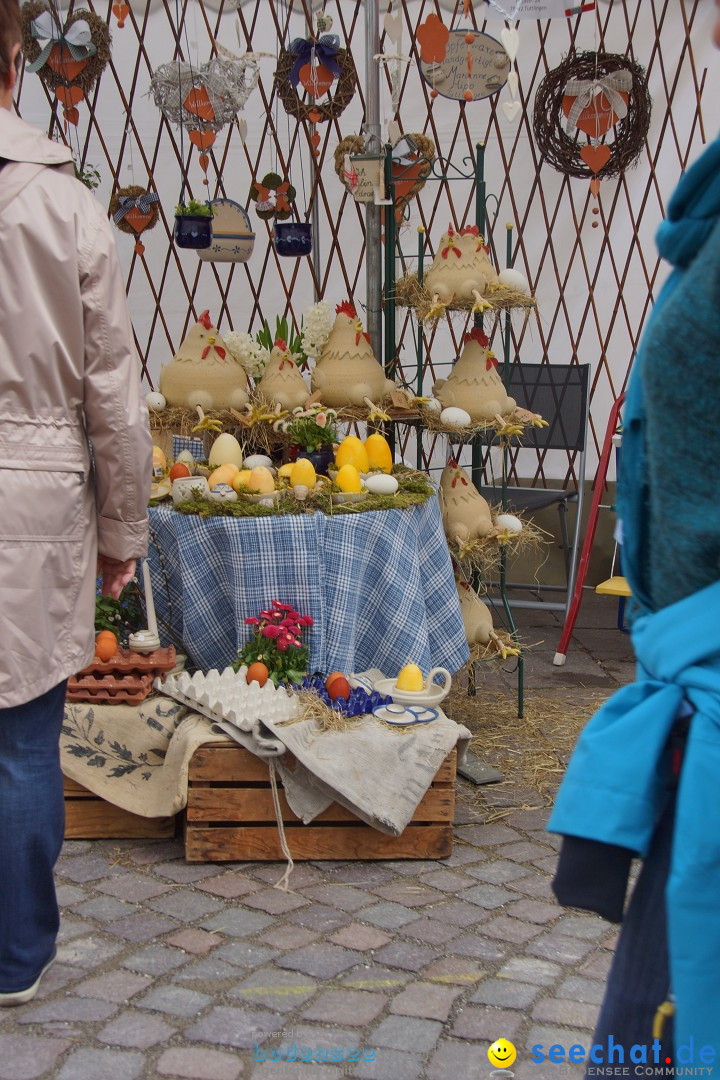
233,600,314,687
174,199,213,249
273,403,338,473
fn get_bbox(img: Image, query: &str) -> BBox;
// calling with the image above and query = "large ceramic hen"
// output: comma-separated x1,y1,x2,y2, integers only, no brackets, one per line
311,301,395,408
433,328,517,423
439,460,495,546
424,225,499,319
455,577,519,658
159,311,249,410
257,338,310,410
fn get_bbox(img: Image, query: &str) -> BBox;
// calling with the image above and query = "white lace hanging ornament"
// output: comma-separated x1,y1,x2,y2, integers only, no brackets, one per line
374,0,411,134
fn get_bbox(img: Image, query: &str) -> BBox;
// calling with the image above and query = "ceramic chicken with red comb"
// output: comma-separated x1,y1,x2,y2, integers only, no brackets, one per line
159,310,249,410
311,301,396,407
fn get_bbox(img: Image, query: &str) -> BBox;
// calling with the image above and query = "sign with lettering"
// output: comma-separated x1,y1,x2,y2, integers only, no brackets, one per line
479,0,595,18
418,31,509,101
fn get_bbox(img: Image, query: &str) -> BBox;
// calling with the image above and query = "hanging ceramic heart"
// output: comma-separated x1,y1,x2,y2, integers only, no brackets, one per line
184,86,215,122
237,117,248,143
507,70,519,100
188,129,216,150
45,44,88,82
502,100,521,122
21,5,111,99
112,2,130,28
55,83,84,110
500,27,520,63
580,144,612,173
383,11,403,45
63,106,80,126
589,178,602,197
298,61,334,98
561,90,627,140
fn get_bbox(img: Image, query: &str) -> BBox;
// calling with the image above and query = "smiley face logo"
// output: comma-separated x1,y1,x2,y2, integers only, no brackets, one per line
488,1039,517,1069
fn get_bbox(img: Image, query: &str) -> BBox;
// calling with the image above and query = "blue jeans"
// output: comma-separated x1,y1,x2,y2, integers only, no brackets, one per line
0,681,66,991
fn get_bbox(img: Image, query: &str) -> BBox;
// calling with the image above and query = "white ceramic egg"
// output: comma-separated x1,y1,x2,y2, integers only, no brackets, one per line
496,513,523,534
498,268,530,295
243,454,273,470
292,484,309,501
146,391,167,413
365,473,399,496
176,450,196,469
424,397,442,414
440,406,472,427
208,483,238,502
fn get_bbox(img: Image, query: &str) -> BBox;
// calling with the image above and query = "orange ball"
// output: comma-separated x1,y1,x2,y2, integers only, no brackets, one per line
465,32,475,44
463,89,474,101
430,89,439,99
169,462,191,482
95,630,118,661
247,661,269,687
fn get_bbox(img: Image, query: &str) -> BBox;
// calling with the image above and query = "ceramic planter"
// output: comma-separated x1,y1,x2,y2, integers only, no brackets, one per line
174,213,213,249
273,221,313,257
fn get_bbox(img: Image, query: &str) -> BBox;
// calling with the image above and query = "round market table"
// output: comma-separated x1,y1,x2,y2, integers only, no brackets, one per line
147,497,470,677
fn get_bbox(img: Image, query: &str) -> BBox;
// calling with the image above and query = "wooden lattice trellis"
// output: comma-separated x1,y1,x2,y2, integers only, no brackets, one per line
13,0,715,484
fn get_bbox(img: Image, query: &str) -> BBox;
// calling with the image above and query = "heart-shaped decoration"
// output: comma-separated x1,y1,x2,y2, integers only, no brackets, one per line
123,207,154,234
46,44,88,83
383,11,402,45
387,119,401,145
502,100,521,122
580,144,612,173
184,86,215,122
63,106,80,126
188,129,216,150
500,27,520,64
507,70,519,100
55,84,84,109
112,2,130,27
198,153,210,172
298,61,334,98
334,132,435,209
562,91,627,139
589,178,601,198
237,117,248,143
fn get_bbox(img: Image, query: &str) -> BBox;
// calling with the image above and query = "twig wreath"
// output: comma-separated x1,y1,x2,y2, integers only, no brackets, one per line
334,133,436,211
532,51,651,180
109,185,160,254
275,36,357,124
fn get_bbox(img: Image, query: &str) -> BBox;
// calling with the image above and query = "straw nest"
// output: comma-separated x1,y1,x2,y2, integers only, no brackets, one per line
281,691,407,736
394,273,537,324
447,513,549,581
419,405,546,443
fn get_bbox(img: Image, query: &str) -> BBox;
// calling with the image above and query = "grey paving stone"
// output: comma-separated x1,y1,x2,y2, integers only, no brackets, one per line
357,901,418,930
72,896,139,923
201,909,273,937
328,923,391,950
527,933,594,965
33,963,84,1001
195,873,261,900
419,869,474,892
454,823,521,846
148,888,225,921
499,956,563,986
463,859,530,884
127,841,184,866
286,904,350,932
277,944,362,979
74,970,153,1003
427,1037,495,1079
556,914,612,939
98,1008,177,1049
156,1046,244,1079
96,873,175,903
301,884,375,912
56,1048,144,1080
121,944,192,976
400,917,462,945
258,925,318,950
532,996,599,1029
214,942,280,969
239,888,310,915
56,935,125,968
0,1035,70,1080
497,841,555,862
578,951,613,980
369,884,440,907
373,941,438,972
353,1047,426,1080
458,882,517,909
448,933,508,962
154,862,222,883
390,981,463,1021
443,844,489,867
470,977,541,1009
165,929,224,955
18,996,119,1024
301,988,387,1026
422,955,485,984
340,964,411,992
506,898,561,924
55,884,88,906
320,864,395,886
184,1005,282,1050
557,974,607,1004
172,957,244,982
57,917,96,942
423,899,489,926
370,1014,443,1053
228,967,317,1012
504,808,552,830
251,864,324,888
480,915,545,944
57,855,128,883
137,984,212,1017
509,873,555,900
106,912,180,943
450,1004,524,1040
534,855,562,874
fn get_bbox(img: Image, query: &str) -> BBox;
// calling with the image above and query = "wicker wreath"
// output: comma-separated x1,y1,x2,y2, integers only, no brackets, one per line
533,51,651,180
334,133,435,208
109,186,160,236
21,1,111,95
275,42,357,124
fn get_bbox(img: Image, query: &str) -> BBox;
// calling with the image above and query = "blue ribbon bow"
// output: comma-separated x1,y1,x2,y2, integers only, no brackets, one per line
287,34,342,88
113,191,160,226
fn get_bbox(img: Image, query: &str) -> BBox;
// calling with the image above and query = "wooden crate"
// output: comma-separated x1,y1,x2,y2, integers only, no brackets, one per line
63,776,176,840
184,742,456,862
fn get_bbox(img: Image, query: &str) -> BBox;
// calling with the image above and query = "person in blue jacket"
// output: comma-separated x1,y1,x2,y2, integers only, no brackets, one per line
549,0,720,1065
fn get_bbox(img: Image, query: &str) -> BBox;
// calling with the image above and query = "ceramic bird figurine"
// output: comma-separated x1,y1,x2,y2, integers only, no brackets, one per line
257,338,310,410
455,577,520,658
159,311,249,411
311,301,396,407
423,225,499,319
433,327,517,423
439,460,496,546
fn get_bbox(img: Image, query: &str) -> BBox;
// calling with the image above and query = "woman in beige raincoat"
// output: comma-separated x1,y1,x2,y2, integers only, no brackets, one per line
0,0,152,1005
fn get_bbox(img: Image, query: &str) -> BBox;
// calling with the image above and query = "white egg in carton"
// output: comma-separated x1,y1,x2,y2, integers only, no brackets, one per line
154,666,300,731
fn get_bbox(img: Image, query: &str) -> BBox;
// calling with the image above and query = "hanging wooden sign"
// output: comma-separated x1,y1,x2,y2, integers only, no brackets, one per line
480,0,595,18
419,31,509,102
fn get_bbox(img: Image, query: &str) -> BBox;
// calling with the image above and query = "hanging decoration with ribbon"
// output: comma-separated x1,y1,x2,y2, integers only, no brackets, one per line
287,34,342,96
248,172,296,222
21,2,111,126
275,34,357,124
109,186,160,255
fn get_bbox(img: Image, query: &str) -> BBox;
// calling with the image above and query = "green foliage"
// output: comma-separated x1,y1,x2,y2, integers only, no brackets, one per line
75,160,101,191
94,581,144,643
233,601,313,686
256,315,307,369
275,404,338,451
175,199,212,217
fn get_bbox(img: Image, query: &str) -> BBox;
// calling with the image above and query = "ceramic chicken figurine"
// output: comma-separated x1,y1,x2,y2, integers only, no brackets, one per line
433,328,517,424
256,338,310,410
439,460,496,546
159,311,249,411
423,225,499,320
311,301,396,407
456,577,520,659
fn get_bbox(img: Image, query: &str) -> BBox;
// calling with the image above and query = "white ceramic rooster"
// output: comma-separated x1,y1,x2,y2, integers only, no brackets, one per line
311,301,396,407
257,338,310,410
159,311,249,411
423,225,499,320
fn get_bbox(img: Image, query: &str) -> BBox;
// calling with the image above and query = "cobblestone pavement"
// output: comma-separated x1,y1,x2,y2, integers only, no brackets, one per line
1,598,634,1080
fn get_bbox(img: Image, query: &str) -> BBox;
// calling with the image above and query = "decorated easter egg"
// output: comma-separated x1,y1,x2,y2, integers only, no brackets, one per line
364,433,393,474
364,473,399,496
440,407,472,427
497,268,530,295
146,391,167,413
169,462,191,482
247,466,276,494
335,463,363,493
335,436,369,474
176,450,196,469
244,454,273,470
424,397,442,414
209,433,244,469
290,458,317,488
208,464,239,489
495,512,523,534
208,482,238,502
232,469,253,492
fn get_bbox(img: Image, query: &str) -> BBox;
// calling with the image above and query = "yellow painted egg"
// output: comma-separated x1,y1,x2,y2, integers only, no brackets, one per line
335,463,363,493
290,459,317,488
247,466,276,494
335,436,369,474
231,469,253,492
278,463,295,479
208,433,244,469
396,663,424,692
152,445,167,478
364,433,393,474
208,464,239,490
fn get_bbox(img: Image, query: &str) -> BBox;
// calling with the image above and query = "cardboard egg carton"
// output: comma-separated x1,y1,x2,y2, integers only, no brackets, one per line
67,672,155,705
77,646,177,679
156,666,300,731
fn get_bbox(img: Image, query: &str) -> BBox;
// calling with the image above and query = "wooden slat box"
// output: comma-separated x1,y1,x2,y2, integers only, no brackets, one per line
63,776,176,840
184,742,456,862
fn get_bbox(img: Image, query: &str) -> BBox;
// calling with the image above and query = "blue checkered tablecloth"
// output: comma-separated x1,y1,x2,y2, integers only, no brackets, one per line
146,497,469,677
